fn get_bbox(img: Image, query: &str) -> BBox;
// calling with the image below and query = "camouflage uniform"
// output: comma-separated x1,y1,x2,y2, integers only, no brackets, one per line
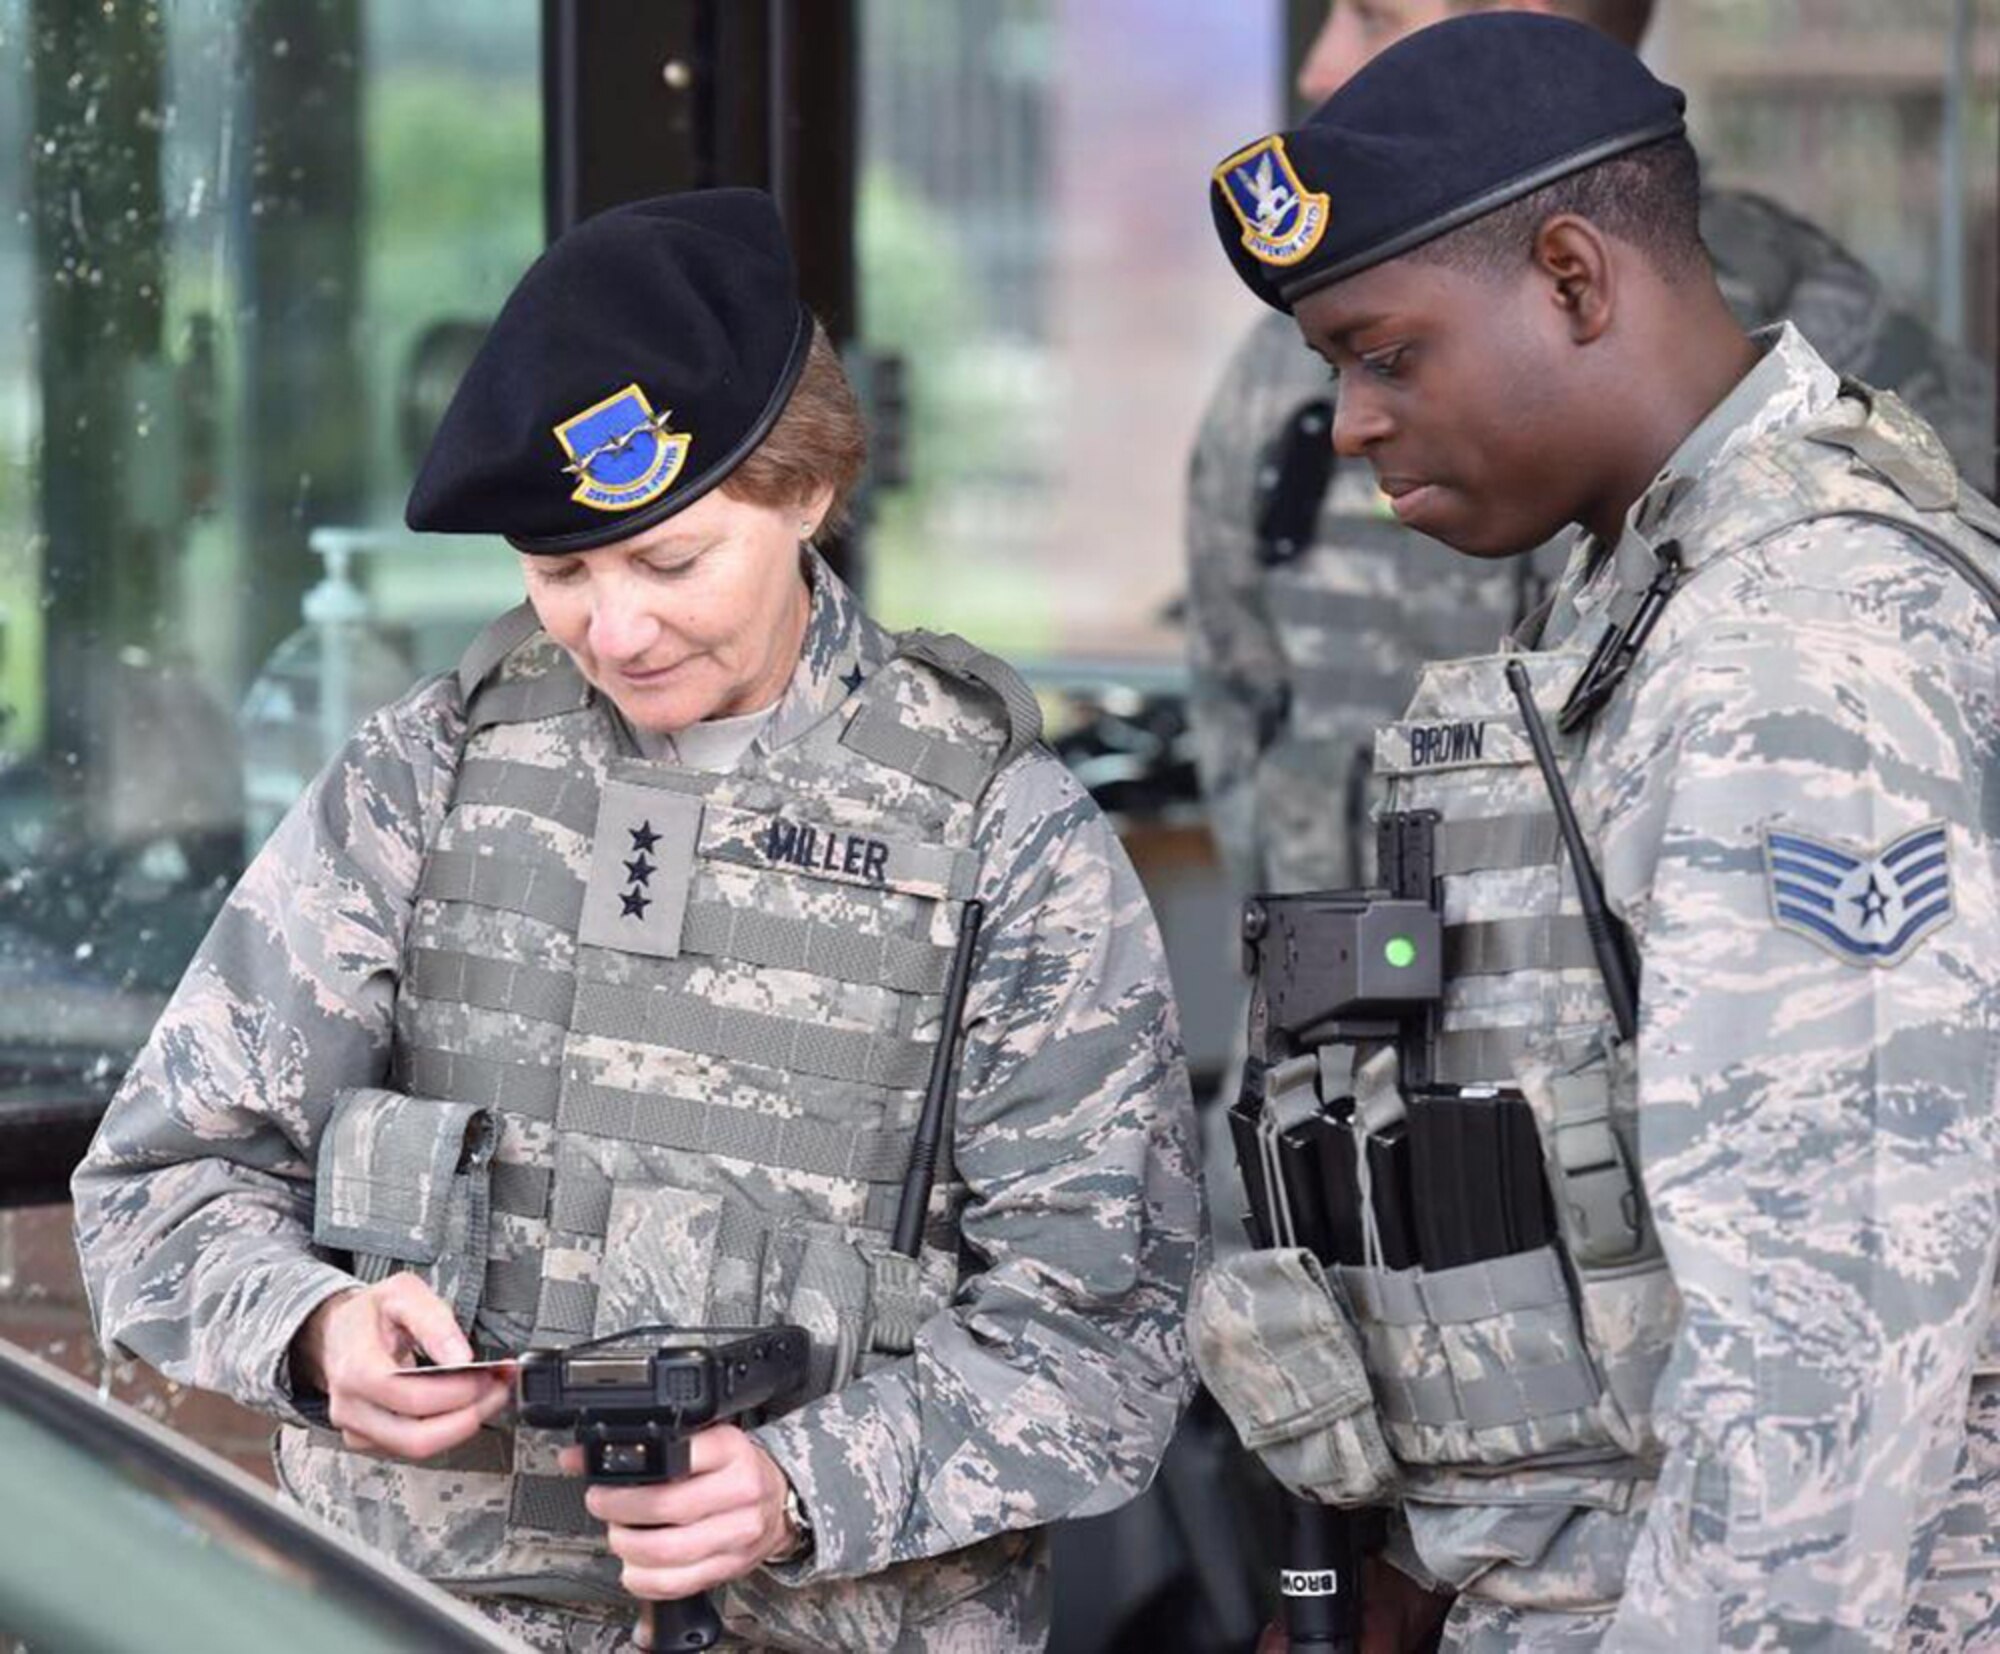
72,551,1204,1653
1200,324,2000,1649
1185,187,1999,903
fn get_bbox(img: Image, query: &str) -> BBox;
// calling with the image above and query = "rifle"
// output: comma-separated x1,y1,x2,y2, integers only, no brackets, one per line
1228,810,1446,1650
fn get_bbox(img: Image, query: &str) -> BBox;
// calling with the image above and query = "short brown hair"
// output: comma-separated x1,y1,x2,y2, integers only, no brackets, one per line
722,318,868,535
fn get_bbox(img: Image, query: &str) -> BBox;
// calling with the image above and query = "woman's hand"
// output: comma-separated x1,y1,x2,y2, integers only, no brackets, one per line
561,1425,800,1602
290,1274,512,1460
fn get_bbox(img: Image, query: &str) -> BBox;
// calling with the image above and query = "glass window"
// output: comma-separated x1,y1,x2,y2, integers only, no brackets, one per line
1652,0,1997,476
854,0,1284,663
0,0,540,1116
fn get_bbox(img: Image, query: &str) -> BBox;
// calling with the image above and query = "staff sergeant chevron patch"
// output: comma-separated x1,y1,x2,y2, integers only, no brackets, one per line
1763,821,1955,968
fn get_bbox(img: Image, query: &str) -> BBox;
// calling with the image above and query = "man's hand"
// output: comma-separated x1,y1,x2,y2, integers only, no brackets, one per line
1362,1556,1451,1653
561,1425,799,1603
290,1274,511,1460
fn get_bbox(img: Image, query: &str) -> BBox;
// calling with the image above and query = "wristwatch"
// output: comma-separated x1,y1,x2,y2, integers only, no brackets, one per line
772,1477,815,1565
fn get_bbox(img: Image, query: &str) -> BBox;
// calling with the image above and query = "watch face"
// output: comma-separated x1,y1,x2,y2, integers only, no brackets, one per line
779,1485,814,1558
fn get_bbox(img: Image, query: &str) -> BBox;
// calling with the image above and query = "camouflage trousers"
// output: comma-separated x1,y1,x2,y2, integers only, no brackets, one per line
456,1595,815,1654
459,1584,1051,1653
461,1594,640,1653
1443,1582,2000,1650
1444,1599,1608,1652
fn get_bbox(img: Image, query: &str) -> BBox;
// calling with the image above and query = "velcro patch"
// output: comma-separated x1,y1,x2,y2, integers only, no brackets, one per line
1374,717,1533,777
697,803,975,901
579,782,702,958
1763,821,1953,968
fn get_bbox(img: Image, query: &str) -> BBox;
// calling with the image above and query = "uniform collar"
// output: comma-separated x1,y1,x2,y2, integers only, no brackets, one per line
1542,323,1840,644
753,546,896,756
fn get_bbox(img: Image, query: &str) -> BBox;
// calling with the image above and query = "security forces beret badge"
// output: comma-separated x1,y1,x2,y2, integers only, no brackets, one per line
1764,821,1953,968
1213,136,1329,268
1206,15,1687,310
404,189,810,553
555,384,691,513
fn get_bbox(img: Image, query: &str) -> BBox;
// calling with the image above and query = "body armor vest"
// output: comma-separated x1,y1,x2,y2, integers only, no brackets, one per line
1260,456,1561,892
1349,384,2000,1525
279,613,1043,1646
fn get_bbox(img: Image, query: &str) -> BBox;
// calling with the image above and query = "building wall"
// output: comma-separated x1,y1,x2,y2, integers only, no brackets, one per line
0,1203,277,1484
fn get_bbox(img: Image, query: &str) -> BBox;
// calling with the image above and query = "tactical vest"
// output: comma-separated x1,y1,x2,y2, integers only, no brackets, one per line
1256,408,1567,892
278,613,1045,1647
1347,383,2000,1524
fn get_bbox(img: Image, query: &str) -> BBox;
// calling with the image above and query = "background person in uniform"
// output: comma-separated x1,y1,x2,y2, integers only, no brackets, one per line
71,190,1203,1654
1190,15,2000,1651
1185,0,1997,911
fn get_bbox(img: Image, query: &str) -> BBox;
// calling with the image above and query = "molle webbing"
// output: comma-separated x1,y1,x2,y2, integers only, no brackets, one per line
490,1159,553,1220
420,849,584,933
1431,1024,1536,1087
467,673,593,734
511,1176,779,1338
1373,1352,1598,1431
533,1277,595,1337
1435,814,1562,876
404,1047,563,1121
677,903,953,994
454,757,603,836
555,1081,919,1183
568,979,934,1090
484,1252,544,1315
841,701,999,802
419,850,956,993
893,628,1044,770
409,947,577,1026
1445,915,1600,978
1344,1251,1601,1430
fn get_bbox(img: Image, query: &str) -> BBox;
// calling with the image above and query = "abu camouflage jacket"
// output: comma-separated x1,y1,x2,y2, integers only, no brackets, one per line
72,553,1203,1653
1372,328,2000,1652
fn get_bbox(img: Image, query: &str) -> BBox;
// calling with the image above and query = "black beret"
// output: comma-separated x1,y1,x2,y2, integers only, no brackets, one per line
1211,13,1686,311
406,188,812,554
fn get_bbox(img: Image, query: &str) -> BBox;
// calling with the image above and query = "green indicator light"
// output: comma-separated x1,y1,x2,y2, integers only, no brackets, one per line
1384,936,1417,969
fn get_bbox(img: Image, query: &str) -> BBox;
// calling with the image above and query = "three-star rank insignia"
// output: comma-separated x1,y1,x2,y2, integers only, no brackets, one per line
553,383,691,513
1764,821,1954,968
619,828,656,919
1214,135,1329,268
580,782,702,958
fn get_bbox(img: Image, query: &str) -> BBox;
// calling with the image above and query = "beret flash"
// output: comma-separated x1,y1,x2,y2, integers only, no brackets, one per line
406,188,812,554
1211,13,1686,310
